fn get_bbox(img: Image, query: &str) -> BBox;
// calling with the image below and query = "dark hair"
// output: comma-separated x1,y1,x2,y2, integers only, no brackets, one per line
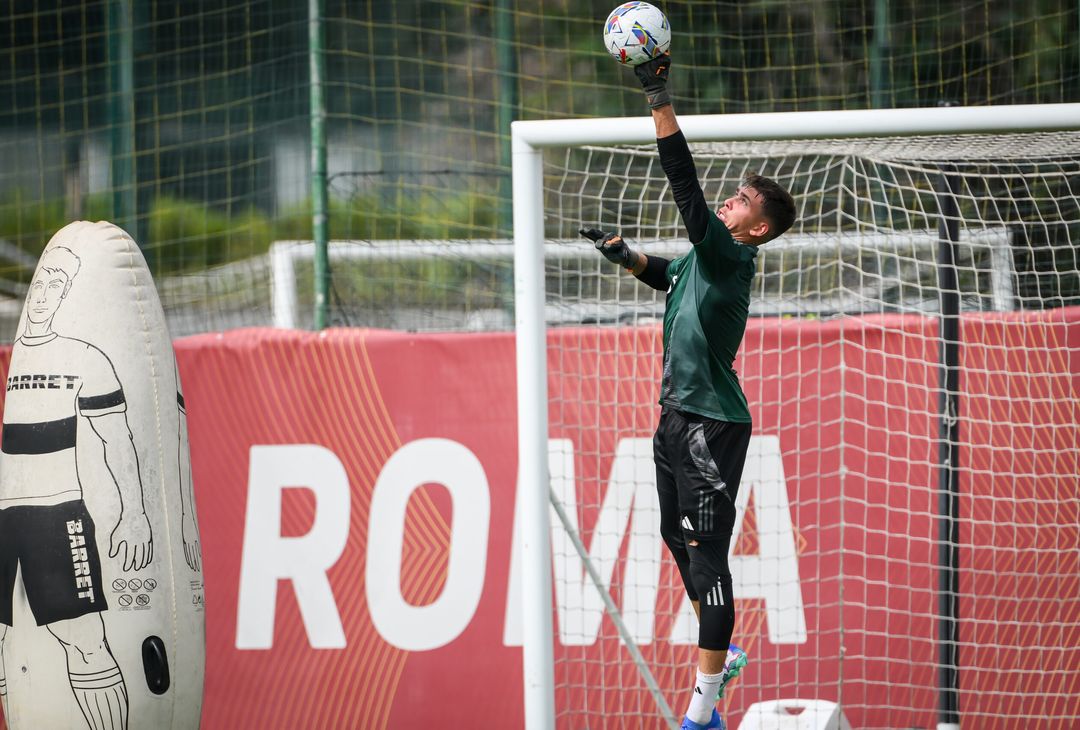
744,173,796,243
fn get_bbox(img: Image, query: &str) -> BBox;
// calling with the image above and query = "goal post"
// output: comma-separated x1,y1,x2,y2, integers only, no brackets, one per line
513,104,1080,730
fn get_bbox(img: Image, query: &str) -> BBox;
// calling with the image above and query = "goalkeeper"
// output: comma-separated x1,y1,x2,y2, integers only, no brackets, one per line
580,52,795,730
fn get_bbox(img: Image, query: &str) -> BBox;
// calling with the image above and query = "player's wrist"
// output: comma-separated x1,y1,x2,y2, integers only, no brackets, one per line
634,54,671,109
644,89,671,109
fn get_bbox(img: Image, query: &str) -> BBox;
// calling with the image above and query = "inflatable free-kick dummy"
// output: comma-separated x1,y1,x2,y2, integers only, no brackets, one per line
0,221,205,729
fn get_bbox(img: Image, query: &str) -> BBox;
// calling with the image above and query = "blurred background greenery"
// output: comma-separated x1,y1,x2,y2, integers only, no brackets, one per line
0,1,1077,331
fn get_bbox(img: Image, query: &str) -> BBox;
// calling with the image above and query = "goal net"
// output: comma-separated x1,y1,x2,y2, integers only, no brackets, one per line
513,109,1080,730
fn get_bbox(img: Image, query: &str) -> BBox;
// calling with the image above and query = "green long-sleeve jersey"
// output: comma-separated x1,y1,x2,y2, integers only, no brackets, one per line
659,212,758,423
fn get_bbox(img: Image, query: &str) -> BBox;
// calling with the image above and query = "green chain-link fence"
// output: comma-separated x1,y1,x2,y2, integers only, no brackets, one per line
1,1,1078,333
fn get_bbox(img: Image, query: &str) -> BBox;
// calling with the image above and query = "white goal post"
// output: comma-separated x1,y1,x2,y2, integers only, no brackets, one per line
512,103,1080,730
270,229,1015,329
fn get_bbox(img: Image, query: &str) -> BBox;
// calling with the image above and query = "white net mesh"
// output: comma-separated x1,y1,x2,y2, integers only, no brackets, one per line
536,132,1080,729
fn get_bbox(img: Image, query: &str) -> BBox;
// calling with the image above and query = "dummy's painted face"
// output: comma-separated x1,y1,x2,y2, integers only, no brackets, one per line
27,269,69,324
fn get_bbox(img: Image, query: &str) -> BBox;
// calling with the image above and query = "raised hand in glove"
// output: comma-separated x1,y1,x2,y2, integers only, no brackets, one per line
580,227,637,270
633,53,672,110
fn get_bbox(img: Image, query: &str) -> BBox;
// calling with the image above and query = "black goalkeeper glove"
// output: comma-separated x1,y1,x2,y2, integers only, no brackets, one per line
580,227,637,270
633,53,672,110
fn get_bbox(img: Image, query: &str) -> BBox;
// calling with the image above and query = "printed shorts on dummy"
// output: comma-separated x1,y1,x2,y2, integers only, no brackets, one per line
0,499,108,626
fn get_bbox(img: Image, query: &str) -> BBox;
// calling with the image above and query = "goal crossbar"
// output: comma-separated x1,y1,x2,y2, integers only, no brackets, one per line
512,102,1080,148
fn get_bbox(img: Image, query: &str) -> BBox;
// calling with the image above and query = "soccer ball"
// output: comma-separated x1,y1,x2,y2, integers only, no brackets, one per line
602,2,671,66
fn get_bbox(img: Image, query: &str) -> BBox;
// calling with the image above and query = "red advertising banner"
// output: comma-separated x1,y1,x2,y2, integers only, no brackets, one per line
1,309,1077,729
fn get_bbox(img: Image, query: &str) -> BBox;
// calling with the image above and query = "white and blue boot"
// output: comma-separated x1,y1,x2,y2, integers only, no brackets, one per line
680,707,724,730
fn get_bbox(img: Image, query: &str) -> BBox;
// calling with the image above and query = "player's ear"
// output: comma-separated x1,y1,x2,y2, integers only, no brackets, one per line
750,219,770,241
62,278,73,299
